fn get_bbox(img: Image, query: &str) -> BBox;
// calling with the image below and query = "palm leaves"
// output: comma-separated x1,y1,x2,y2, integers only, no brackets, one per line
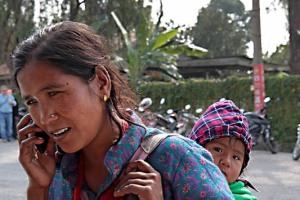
111,1,207,90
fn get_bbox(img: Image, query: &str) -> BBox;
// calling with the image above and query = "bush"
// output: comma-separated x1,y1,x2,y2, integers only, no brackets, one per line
139,75,300,152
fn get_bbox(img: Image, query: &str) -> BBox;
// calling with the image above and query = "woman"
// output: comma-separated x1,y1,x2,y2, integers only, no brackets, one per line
12,21,233,199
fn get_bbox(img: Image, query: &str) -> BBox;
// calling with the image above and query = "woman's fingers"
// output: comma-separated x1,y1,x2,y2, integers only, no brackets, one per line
114,184,157,199
17,114,56,188
116,173,157,190
19,137,56,188
17,114,55,158
114,176,163,200
118,159,159,183
17,114,33,145
115,160,163,199
121,160,156,177
116,171,161,191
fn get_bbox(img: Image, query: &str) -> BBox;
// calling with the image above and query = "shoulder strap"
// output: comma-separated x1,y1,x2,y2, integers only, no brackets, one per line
129,133,178,162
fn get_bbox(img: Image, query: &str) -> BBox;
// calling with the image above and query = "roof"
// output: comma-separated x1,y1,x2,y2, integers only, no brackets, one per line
0,63,10,76
177,55,290,78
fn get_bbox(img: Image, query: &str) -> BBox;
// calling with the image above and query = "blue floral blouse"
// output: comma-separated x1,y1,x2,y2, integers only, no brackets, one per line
48,113,233,199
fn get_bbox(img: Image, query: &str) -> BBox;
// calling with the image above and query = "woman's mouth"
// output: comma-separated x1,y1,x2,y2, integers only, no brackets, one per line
52,128,70,137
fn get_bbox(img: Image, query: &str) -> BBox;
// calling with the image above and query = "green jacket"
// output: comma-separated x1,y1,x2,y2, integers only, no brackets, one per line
229,181,258,200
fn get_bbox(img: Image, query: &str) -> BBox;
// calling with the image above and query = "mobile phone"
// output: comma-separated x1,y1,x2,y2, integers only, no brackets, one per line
35,132,49,154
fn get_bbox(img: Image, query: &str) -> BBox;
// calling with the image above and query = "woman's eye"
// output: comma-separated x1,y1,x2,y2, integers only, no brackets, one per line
48,91,58,96
25,99,36,106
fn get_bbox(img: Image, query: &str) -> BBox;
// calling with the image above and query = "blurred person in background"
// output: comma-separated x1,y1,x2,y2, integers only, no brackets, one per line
12,89,20,139
0,85,17,142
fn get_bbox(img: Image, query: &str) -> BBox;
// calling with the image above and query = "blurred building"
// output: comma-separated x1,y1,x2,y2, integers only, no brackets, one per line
0,63,13,87
177,55,290,79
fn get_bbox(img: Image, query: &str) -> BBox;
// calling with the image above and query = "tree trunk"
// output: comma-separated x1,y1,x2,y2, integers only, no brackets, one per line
251,0,265,112
252,0,263,64
288,0,300,74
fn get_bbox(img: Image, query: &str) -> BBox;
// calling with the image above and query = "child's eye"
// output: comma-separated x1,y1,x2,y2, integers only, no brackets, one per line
233,155,240,160
213,147,222,153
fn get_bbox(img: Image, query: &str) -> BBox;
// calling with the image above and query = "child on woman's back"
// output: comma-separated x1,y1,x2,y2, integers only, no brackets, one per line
189,99,258,200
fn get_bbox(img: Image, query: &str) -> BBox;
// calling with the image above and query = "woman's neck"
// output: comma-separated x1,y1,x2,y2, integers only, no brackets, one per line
80,115,124,193
82,150,109,194
83,112,123,160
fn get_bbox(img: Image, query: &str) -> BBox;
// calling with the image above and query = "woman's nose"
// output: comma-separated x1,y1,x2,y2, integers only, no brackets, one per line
39,106,58,125
40,112,58,125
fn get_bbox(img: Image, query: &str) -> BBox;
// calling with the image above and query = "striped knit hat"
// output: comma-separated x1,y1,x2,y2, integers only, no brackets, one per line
189,99,253,171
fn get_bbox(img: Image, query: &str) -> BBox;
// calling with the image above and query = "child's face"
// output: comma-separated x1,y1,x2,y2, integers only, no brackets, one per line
204,137,245,184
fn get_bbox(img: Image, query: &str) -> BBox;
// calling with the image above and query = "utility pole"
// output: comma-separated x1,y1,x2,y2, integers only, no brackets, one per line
252,0,265,112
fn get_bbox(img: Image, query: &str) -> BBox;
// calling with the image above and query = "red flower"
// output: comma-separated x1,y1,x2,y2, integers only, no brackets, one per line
200,190,206,198
183,184,191,193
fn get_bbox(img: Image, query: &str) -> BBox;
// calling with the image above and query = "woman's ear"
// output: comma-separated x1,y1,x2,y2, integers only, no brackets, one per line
94,65,111,100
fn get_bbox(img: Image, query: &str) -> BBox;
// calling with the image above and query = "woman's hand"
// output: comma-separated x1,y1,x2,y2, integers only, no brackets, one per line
17,114,56,190
114,160,164,200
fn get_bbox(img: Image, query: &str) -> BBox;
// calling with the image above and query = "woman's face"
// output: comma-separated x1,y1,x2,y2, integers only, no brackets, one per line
17,60,110,153
204,137,245,183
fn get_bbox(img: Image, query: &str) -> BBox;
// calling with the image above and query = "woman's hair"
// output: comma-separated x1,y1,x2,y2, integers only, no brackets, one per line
11,21,139,143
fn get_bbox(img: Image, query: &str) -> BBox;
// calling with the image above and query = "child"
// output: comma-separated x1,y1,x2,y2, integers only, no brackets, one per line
189,99,258,200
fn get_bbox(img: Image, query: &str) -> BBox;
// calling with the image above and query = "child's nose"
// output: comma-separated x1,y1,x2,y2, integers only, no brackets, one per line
220,155,231,167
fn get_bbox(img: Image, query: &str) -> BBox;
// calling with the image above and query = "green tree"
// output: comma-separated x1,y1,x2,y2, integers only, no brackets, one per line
273,0,300,74
38,0,151,51
0,0,35,69
111,2,206,90
264,43,289,65
287,0,300,74
111,10,182,90
191,0,250,57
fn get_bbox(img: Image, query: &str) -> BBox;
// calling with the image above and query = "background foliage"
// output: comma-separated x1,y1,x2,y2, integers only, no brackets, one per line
139,75,300,152
190,0,250,57
0,0,298,152
0,0,35,66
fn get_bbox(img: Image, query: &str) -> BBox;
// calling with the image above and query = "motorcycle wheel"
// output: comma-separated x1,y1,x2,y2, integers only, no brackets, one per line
292,144,300,161
266,136,278,154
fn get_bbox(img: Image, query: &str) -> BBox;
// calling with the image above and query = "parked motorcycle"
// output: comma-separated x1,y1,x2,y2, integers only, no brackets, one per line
137,97,174,131
244,97,278,154
166,105,202,136
292,124,300,161
137,98,202,136
137,97,153,125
